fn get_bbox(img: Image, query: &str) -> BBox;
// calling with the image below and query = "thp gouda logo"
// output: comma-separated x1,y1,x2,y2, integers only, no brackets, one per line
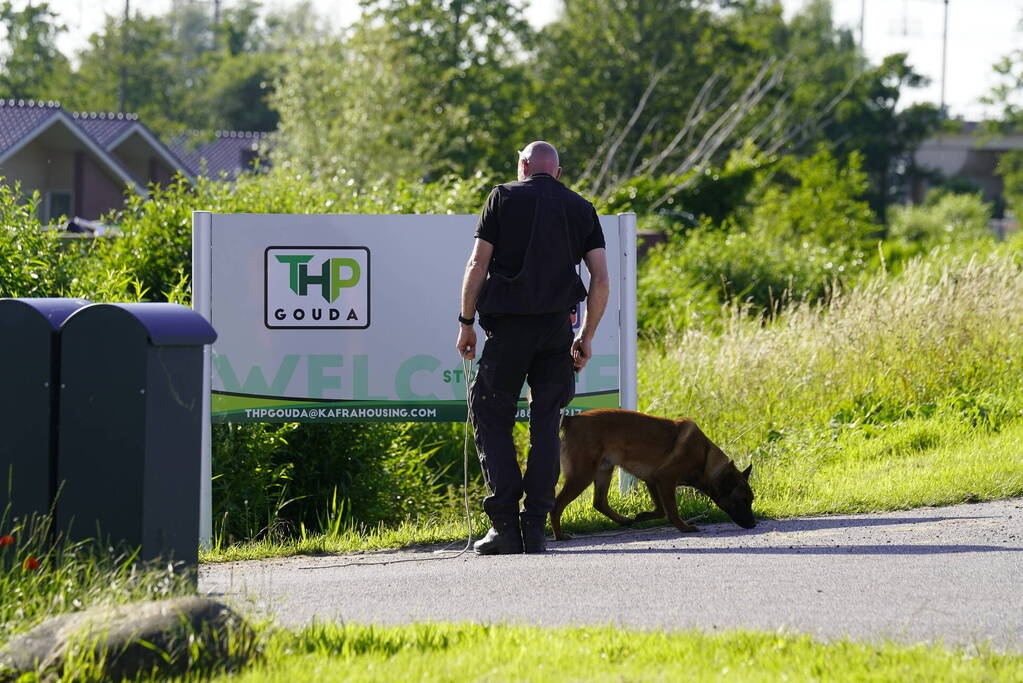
265,246,370,329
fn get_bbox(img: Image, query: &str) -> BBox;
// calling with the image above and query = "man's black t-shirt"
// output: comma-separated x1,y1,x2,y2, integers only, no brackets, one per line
474,174,606,277
472,173,606,315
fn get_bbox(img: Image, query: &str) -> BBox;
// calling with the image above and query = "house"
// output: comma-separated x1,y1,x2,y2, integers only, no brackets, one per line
913,122,1023,214
0,99,269,225
167,130,269,179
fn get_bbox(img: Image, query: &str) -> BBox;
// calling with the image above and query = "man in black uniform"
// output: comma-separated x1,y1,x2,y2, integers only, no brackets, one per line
456,140,609,555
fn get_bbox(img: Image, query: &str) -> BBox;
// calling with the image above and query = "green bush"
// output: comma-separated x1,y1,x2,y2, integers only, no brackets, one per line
997,148,1023,221
888,191,993,246
636,238,718,336
0,181,149,301
101,169,493,299
598,143,767,234
744,147,877,245
212,421,475,543
637,227,867,336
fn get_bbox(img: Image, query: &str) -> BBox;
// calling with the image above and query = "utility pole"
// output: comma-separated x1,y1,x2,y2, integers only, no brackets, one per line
939,0,949,119
859,0,866,50
118,0,129,113
213,0,221,52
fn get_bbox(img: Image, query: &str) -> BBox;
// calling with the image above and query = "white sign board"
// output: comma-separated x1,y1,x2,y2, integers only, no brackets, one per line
194,213,633,424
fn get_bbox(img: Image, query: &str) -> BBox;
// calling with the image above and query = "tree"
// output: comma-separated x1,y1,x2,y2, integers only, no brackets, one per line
982,11,1023,133
64,12,188,134
359,0,535,176
64,1,300,135
827,53,940,225
0,1,71,100
531,0,866,207
272,0,534,180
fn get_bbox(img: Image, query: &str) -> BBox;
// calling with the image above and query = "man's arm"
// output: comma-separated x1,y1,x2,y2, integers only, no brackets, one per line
572,247,609,370
456,238,494,359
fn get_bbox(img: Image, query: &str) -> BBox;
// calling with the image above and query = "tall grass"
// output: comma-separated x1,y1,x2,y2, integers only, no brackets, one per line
637,244,1023,517
641,245,1023,448
0,509,195,645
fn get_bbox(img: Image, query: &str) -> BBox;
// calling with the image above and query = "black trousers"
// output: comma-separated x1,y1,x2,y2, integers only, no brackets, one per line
470,312,575,524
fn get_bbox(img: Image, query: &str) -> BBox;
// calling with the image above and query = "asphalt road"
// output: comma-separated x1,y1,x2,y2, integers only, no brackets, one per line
200,498,1023,650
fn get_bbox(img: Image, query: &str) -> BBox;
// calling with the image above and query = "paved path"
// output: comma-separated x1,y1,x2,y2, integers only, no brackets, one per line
200,498,1023,650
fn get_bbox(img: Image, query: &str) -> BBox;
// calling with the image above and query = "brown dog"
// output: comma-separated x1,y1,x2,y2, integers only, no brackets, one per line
550,409,756,540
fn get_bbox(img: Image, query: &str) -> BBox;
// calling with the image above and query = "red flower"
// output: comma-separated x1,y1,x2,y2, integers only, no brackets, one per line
0,535,12,547
22,556,40,571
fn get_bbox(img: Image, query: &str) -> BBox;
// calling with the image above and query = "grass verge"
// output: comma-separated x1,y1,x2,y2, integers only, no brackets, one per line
173,622,1023,683
202,416,1023,562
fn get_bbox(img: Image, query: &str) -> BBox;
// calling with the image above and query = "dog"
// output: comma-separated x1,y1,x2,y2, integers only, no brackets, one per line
550,409,756,540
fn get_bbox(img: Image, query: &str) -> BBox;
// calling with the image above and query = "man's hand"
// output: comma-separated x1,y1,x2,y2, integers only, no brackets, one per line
456,325,477,359
571,334,592,371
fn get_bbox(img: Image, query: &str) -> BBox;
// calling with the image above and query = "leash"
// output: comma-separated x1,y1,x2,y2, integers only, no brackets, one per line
296,358,710,571
298,357,476,570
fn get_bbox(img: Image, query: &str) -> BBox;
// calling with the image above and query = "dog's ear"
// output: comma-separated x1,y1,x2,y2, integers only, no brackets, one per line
741,464,752,481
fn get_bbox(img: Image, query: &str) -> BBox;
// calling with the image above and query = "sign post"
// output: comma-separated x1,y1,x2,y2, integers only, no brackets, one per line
618,212,639,493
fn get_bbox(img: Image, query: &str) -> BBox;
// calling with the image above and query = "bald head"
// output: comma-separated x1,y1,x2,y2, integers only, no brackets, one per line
518,141,561,180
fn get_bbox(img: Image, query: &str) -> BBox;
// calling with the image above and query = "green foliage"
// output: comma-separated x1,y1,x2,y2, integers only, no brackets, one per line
53,2,318,136
0,1,71,99
636,238,718,336
888,191,993,247
826,53,942,224
997,149,1023,222
272,0,532,182
746,148,877,245
0,509,195,645
101,170,491,300
640,228,863,332
211,422,465,543
635,147,875,335
641,246,1023,459
599,163,763,232
982,18,1023,133
0,182,143,301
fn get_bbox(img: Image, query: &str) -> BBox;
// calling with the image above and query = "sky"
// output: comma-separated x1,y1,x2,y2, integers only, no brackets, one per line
16,0,1023,121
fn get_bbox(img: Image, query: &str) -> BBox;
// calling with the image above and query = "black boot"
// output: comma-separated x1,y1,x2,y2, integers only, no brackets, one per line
473,518,523,555
520,515,548,554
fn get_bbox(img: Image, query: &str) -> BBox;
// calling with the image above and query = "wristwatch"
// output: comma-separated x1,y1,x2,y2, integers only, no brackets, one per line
458,314,475,325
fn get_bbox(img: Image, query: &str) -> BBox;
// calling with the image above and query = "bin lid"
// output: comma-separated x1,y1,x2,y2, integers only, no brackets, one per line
0,298,91,331
65,303,217,346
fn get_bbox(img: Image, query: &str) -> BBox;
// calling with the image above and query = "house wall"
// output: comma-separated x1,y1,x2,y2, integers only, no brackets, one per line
111,132,181,187
1,143,49,198
149,159,176,186
915,132,1023,211
2,137,126,221
75,152,126,220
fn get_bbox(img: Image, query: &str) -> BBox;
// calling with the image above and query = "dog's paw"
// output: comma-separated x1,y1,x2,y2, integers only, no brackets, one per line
554,532,573,541
677,523,700,533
